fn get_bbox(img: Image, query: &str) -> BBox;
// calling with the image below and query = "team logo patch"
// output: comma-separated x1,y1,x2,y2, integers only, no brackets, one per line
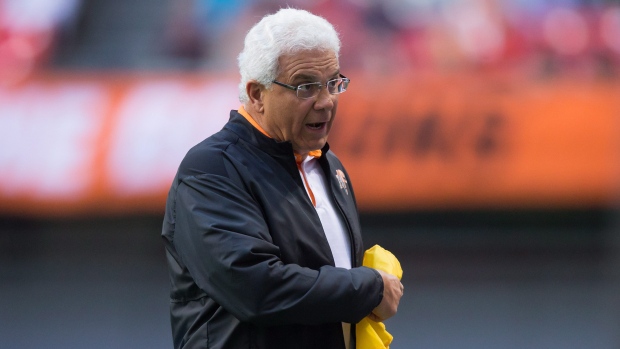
335,169,348,195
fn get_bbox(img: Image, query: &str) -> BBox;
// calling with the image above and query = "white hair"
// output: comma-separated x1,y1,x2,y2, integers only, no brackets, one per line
237,8,341,103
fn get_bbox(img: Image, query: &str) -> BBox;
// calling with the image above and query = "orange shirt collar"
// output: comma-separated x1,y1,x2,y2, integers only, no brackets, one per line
238,105,322,161
238,105,270,138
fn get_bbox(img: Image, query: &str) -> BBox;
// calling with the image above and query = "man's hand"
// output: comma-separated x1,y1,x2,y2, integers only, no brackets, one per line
368,269,403,322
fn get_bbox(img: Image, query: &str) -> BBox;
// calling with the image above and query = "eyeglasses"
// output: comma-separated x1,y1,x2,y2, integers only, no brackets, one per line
272,74,350,99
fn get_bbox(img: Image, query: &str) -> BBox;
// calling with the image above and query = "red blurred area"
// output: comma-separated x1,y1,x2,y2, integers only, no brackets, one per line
0,0,80,84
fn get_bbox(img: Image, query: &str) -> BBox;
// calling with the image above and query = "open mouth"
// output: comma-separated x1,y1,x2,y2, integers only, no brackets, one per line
306,122,326,130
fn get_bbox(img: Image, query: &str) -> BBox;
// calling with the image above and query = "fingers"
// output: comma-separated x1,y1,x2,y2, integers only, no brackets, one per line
371,269,404,322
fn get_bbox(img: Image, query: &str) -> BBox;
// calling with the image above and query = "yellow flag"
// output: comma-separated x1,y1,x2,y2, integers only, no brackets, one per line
356,245,403,349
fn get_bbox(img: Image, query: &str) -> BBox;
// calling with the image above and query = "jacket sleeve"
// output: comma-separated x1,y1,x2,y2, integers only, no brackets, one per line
172,172,383,326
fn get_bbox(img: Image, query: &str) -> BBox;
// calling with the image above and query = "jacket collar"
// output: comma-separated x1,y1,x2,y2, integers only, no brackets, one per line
226,109,329,160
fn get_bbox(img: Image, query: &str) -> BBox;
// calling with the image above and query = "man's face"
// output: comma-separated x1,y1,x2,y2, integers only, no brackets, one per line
261,49,340,156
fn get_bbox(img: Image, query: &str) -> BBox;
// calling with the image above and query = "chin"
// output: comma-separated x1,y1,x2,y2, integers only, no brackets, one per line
313,139,327,150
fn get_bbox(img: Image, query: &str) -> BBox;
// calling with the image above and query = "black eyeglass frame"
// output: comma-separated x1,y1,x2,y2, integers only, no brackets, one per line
272,74,350,99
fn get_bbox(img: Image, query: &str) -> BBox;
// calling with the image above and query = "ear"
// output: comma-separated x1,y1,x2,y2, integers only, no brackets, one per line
246,80,266,114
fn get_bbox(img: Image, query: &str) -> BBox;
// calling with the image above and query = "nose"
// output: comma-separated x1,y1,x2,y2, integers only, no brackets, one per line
313,85,335,111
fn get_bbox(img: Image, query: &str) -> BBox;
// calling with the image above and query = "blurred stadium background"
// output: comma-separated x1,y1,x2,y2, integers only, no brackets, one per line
1,0,619,348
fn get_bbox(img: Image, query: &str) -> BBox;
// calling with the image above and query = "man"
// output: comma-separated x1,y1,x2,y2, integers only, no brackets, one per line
162,8,403,349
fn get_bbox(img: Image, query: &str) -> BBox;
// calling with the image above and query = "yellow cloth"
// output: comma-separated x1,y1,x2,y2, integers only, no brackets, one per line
356,245,403,349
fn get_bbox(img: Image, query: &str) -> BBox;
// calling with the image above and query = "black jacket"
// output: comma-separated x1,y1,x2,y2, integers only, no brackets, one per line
162,111,383,349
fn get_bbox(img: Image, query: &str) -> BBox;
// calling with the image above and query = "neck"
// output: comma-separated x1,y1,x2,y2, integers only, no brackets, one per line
239,105,271,138
240,105,322,160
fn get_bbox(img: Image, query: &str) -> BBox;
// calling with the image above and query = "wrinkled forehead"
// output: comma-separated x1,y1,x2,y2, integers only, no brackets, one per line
275,49,340,78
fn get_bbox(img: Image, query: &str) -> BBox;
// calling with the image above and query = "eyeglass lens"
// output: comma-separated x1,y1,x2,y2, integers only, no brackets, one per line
297,78,349,99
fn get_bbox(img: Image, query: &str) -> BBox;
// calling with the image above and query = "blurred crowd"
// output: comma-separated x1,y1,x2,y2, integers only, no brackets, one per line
165,0,620,78
1,0,619,82
0,0,81,82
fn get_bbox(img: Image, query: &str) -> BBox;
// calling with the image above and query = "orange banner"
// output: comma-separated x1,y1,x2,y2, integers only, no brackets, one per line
332,73,620,211
0,72,618,216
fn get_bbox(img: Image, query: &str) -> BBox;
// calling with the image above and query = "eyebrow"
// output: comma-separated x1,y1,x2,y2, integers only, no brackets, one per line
290,73,319,84
290,71,341,84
